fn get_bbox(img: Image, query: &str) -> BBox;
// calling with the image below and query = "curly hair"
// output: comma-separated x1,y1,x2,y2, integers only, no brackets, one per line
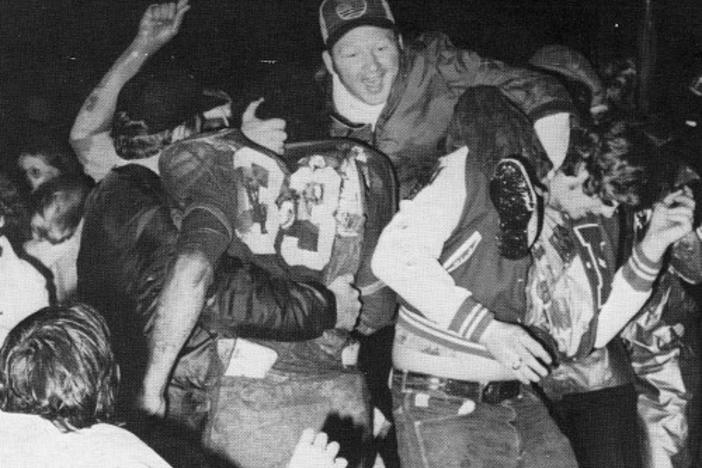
0,304,118,432
560,121,652,208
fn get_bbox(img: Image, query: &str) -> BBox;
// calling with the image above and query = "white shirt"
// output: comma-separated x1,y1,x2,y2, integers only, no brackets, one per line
0,411,171,468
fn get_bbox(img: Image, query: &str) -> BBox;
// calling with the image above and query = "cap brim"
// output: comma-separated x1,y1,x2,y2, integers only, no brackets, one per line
326,18,396,50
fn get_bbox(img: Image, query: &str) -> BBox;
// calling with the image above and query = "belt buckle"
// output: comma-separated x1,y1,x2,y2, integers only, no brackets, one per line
481,381,520,404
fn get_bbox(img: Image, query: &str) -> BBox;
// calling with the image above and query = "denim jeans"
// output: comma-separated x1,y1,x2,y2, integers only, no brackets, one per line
391,374,577,468
203,366,373,468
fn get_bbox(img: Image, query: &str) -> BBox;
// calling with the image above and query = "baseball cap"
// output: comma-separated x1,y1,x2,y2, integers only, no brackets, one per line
116,64,227,134
319,0,396,50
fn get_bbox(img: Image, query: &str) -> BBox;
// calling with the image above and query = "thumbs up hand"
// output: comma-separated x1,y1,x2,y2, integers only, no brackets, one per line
241,98,287,154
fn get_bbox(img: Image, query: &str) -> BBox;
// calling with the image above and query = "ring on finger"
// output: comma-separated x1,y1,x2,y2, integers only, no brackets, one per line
511,357,523,370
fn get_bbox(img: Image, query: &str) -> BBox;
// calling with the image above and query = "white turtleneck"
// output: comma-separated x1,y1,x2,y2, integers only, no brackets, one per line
332,73,387,130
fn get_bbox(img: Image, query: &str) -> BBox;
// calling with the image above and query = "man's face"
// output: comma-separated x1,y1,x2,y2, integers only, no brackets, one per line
18,154,60,192
30,207,73,245
324,26,400,106
547,164,618,220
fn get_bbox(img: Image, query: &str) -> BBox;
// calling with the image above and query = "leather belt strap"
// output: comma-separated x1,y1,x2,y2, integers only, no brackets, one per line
393,368,520,405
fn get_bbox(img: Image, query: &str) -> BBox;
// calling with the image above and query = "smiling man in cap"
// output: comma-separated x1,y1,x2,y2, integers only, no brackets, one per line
319,0,574,199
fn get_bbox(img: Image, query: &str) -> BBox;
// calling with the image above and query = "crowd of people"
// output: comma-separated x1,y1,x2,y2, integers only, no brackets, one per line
1,0,701,467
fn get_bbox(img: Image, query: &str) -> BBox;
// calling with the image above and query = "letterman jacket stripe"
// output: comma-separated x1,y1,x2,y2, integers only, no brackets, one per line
622,244,662,291
448,297,494,341
398,306,493,359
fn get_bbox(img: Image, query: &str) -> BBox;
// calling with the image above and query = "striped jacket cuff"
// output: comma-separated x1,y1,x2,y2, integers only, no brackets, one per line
447,296,495,342
622,244,662,291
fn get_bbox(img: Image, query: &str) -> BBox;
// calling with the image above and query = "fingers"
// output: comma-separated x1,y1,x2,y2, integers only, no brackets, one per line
520,334,552,365
516,363,542,384
519,351,549,378
334,459,349,468
147,1,189,24
297,428,315,447
313,431,329,450
325,441,341,459
242,98,265,123
661,189,685,206
174,0,191,28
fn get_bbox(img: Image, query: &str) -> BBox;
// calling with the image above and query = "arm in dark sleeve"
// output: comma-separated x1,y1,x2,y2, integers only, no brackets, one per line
426,32,575,120
200,256,337,341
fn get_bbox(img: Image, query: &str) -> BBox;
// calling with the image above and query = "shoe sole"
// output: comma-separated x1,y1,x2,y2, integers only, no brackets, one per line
489,157,541,259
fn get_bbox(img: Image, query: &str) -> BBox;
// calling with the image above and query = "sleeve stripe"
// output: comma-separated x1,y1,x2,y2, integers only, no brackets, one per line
458,304,485,337
448,296,477,333
628,257,658,282
448,297,494,342
630,245,660,276
463,307,492,341
622,245,662,291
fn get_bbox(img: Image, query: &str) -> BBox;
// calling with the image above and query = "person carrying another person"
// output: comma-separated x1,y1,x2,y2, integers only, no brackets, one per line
371,120,695,467
316,5,576,448
70,0,357,420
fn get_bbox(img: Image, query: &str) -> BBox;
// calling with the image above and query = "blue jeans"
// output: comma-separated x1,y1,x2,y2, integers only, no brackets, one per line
391,373,577,468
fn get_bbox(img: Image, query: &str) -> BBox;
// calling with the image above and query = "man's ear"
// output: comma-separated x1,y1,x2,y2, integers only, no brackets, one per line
322,50,334,75
397,33,404,50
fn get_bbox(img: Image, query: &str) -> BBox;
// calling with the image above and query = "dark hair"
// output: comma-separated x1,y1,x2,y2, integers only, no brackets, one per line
18,132,83,177
0,304,119,431
111,111,175,160
0,172,29,242
561,121,651,208
30,174,92,243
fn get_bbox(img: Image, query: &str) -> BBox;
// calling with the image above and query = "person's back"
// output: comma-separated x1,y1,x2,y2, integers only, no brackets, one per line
77,164,169,413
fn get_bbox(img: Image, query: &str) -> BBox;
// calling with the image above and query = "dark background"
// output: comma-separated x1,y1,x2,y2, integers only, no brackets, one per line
1,0,701,165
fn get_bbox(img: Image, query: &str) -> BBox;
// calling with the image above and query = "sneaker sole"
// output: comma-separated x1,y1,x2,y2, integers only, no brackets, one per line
489,157,542,259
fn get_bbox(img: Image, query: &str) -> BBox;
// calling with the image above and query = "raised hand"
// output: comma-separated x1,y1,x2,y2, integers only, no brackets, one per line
135,0,191,56
479,320,552,384
641,188,695,262
241,98,287,154
327,273,361,331
287,429,348,468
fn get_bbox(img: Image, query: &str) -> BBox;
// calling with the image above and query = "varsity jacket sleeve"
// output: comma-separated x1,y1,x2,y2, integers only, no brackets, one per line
592,244,663,349
371,146,495,342
424,32,575,122
197,254,338,341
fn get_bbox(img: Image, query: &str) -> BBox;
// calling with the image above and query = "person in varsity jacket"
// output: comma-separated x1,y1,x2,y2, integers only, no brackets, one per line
523,124,696,468
371,121,694,467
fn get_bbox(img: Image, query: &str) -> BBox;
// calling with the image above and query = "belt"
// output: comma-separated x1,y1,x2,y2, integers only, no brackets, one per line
393,369,520,404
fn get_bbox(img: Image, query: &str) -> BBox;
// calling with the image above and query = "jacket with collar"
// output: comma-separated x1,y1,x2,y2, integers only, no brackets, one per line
325,31,574,198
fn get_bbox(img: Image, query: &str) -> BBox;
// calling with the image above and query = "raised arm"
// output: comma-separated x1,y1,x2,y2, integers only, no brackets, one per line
69,0,190,181
595,190,695,348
